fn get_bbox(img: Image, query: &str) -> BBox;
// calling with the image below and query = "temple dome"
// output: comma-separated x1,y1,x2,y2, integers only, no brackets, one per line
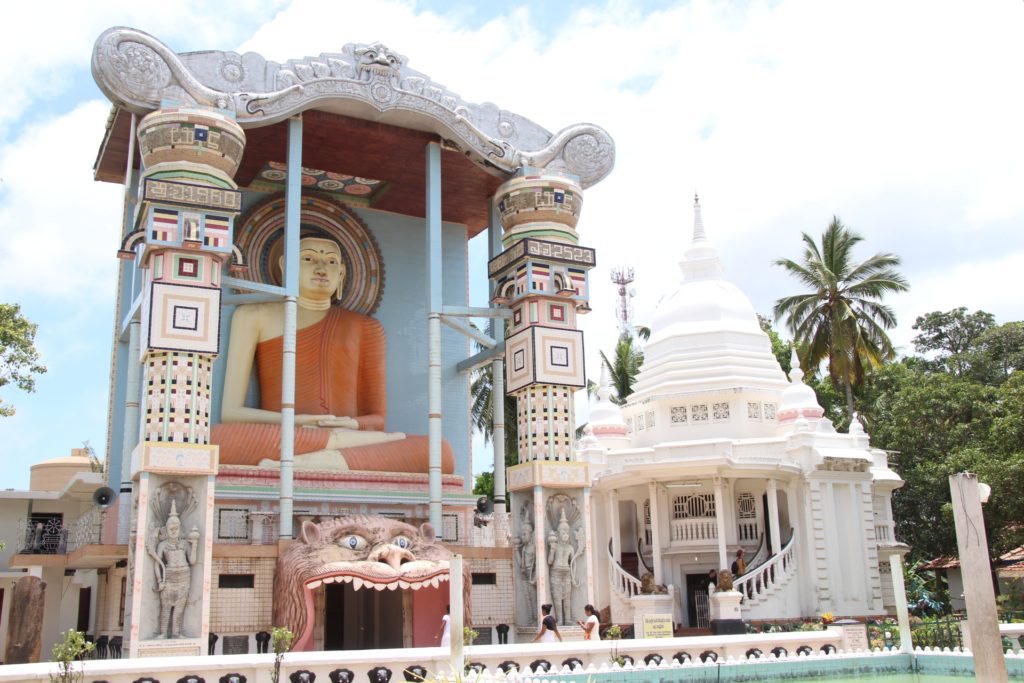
628,196,788,404
589,365,629,440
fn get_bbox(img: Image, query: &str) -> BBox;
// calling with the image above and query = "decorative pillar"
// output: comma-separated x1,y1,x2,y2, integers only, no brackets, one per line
767,478,782,555
116,105,245,658
489,199,508,515
426,141,444,536
714,477,728,571
609,489,621,563
648,481,664,586
496,168,595,631
950,473,1008,681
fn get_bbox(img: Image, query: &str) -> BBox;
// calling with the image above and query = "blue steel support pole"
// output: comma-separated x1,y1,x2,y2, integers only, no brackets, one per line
489,198,507,514
280,115,303,540
426,142,443,538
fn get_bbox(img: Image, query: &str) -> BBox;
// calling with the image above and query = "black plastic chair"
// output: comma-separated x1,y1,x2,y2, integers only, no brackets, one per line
497,661,519,673
529,659,552,673
562,657,584,670
495,623,510,645
672,651,691,664
328,670,353,683
644,653,663,666
95,635,109,660
745,648,763,659
700,650,718,663
109,636,123,659
771,646,788,659
255,631,271,654
402,666,426,682
208,632,219,656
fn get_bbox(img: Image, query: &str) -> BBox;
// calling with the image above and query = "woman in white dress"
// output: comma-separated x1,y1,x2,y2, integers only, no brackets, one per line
436,605,451,646
577,604,600,640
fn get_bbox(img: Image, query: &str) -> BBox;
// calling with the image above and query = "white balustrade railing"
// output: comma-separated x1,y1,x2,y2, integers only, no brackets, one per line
734,533,795,603
671,518,718,543
608,542,642,598
875,522,893,543
737,520,759,542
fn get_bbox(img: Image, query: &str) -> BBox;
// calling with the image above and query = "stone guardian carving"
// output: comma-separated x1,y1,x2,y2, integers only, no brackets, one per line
146,488,200,639
545,496,585,626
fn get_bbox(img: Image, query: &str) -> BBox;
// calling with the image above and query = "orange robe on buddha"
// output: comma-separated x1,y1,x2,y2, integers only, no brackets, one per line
212,307,454,473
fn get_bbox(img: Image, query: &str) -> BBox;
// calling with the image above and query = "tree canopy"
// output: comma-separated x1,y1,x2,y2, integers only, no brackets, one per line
859,309,1024,560
0,303,46,417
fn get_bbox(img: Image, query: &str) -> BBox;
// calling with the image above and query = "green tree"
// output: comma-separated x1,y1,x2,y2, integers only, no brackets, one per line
773,217,909,417
470,362,518,468
599,335,644,405
911,308,996,378
472,470,494,500
0,303,47,417
758,314,793,374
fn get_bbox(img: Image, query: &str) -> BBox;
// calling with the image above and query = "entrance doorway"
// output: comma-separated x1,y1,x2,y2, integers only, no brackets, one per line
685,573,711,628
323,583,404,650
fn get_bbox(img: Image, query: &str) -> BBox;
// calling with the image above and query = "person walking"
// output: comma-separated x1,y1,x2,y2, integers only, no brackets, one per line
533,603,562,642
577,604,600,640
436,605,451,646
731,548,747,577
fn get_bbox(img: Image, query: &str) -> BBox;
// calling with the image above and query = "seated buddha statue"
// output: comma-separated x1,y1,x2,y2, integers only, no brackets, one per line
211,236,454,473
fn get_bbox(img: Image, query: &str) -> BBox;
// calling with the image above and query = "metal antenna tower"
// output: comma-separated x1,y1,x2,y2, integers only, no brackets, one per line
610,266,636,340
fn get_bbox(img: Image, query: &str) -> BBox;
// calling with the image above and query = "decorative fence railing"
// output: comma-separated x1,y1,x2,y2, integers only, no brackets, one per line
67,508,105,552
14,518,68,554
911,616,963,650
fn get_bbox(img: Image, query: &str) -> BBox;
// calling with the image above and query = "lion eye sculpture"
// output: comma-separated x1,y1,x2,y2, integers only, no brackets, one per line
274,515,471,650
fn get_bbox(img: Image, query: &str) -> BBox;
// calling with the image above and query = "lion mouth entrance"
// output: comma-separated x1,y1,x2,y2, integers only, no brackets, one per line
304,560,451,592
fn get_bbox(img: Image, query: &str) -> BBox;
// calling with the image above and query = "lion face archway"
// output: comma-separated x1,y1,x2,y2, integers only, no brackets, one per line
273,515,470,650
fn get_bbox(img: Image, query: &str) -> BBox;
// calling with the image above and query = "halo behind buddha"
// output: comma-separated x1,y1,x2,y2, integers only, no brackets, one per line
234,194,385,315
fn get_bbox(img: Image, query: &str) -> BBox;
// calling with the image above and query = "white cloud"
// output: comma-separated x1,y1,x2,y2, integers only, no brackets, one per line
2,0,1024,484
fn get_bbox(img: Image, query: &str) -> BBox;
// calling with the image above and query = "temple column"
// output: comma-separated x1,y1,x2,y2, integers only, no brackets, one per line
609,489,621,562
116,105,246,657
426,141,444,536
117,319,141,545
714,476,728,571
279,115,302,541
767,478,782,555
496,168,595,631
489,200,508,515
648,481,664,586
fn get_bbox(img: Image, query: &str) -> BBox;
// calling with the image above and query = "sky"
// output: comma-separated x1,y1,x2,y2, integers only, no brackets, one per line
1,0,1022,489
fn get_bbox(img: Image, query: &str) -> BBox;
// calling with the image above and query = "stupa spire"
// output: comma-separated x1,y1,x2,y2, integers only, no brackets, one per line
693,192,707,243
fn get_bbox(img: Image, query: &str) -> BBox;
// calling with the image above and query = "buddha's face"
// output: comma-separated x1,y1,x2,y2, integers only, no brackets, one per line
294,237,345,302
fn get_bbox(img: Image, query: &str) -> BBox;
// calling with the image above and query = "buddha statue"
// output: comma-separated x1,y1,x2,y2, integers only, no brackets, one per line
211,236,454,473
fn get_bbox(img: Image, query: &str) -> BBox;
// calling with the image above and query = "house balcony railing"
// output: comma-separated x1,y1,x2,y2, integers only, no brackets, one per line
14,518,68,555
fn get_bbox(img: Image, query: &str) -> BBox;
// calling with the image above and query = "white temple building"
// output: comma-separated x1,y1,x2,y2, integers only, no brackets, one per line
580,197,907,631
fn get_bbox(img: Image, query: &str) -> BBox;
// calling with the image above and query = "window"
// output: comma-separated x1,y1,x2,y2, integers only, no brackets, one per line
672,494,716,519
218,574,255,589
472,573,497,585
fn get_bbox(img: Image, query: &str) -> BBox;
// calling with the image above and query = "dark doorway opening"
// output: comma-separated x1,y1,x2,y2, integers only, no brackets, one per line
324,582,404,650
685,573,711,628
76,586,92,633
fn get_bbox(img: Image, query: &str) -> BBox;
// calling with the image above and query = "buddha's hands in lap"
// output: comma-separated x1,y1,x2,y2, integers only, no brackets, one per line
326,428,406,449
295,414,359,429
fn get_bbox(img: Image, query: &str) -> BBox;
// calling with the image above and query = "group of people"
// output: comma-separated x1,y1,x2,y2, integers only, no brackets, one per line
436,603,600,646
533,604,600,642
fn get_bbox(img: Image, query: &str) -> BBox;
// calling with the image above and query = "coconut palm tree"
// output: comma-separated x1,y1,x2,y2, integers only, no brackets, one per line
470,361,519,468
773,217,909,417
600,333,645,405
